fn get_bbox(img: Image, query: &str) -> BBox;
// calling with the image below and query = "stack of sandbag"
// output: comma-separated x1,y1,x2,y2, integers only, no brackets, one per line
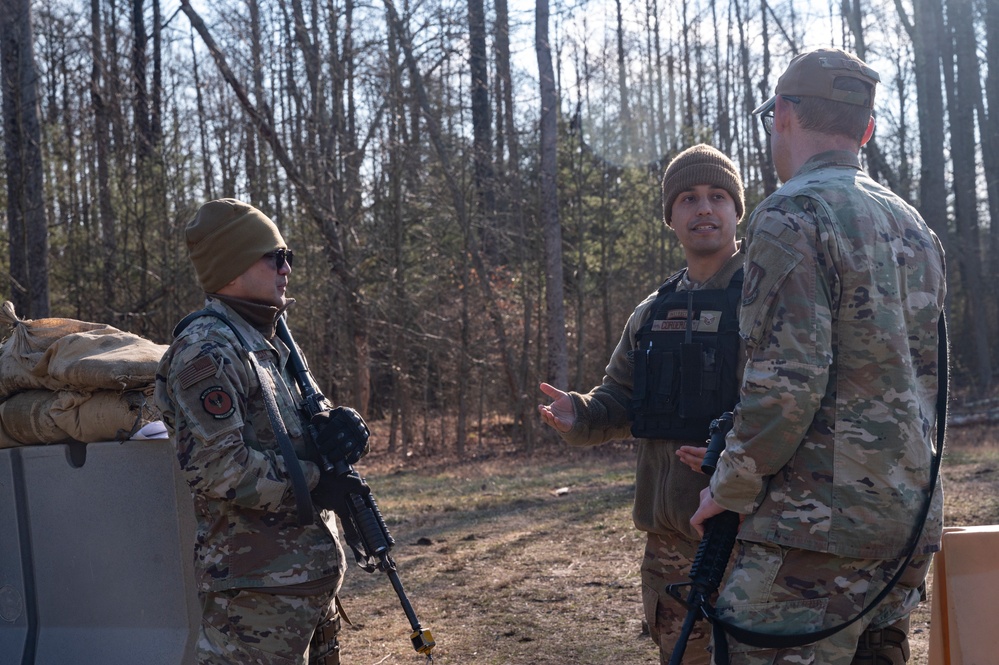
0,301,168,448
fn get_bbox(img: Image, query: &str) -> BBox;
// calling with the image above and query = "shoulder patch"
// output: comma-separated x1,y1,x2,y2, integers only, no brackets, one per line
200,386,236,419
743,261,766,306
178,355,219,389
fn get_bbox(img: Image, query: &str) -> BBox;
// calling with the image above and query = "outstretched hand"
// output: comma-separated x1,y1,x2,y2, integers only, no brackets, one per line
537,382,575,433
676,445,708,474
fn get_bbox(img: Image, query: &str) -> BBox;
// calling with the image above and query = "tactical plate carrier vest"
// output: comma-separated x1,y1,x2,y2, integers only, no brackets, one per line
629,268,743,441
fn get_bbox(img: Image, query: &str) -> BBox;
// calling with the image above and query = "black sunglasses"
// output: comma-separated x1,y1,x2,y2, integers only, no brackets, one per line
262,248,294,269
761,95,801,135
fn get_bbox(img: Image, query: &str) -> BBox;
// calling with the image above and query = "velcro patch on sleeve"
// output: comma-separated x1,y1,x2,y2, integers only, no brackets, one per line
739,232,803,347
200,386,236,419
178,355,219,389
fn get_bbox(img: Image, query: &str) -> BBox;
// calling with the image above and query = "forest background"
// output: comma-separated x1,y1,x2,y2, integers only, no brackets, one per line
2,0,998,459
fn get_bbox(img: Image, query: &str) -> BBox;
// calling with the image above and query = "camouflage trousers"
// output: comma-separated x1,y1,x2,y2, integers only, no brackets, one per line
198,584,340,665
712,541,932,665
642,530,726,665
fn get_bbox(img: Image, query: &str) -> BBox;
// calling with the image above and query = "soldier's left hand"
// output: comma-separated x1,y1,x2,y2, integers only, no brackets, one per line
312,406,370,466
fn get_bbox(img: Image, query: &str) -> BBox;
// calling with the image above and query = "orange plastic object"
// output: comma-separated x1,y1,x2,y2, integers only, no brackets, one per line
928,525,999,664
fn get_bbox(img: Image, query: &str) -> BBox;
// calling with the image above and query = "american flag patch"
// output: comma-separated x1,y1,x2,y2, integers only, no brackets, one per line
178,355,219,389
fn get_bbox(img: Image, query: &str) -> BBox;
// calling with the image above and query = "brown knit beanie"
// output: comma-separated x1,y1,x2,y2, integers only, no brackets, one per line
186,198,286,293
661,144,744,226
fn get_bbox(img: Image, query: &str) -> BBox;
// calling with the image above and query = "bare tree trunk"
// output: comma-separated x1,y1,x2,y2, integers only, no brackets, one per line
189,28,214,200
494,0,536,450
385,8,411,456
982,0,999,301
468,0,495,217
132,0,152,160
888,45,914,202
245,0,265,206
614,0,633,157
463,0,494,453
711,0,729,150
905,0,949,244
844,0,898,190
667,50,677,153
91,0,117,321
1,0,49,317
127,0,154,331
151,0,162,147
536,0,568,392
494,0,510,171
681,0,694,132
648,0,667,157
457,254,470,457
334,0,371,414
107,0,125,158
944,0,992,389
736,0,774,192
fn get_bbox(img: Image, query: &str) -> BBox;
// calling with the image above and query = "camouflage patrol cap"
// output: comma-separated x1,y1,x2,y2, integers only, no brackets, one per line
186,198,286,293
752,48,880,117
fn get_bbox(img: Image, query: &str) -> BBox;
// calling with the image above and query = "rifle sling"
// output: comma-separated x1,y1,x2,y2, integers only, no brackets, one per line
174,309,314,526
708,313,948,655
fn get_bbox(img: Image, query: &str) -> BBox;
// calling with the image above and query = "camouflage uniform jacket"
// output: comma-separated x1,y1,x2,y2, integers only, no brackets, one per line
155,298,343,593
560,248,746,541
711,150,946,559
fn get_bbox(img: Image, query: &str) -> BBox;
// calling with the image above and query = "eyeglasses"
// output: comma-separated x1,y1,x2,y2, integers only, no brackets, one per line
761,95,801,135
262,248,294,269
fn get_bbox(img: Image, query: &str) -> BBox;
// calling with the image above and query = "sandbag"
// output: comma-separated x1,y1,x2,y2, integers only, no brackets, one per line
0,390,67,448
50,389,153,443
33,330,168,392
0,389,154,449
0,300,111,354
0,301,167,398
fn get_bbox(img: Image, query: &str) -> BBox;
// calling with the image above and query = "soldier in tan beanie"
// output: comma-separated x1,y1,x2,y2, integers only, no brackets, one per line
185,198,288,296
157,198,369,664
539,144,746,665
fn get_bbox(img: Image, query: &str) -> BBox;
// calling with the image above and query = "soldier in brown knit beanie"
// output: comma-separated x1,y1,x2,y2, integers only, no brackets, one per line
539,144,746,664
661,143,744,227
185,198,287,296
158,198,369,665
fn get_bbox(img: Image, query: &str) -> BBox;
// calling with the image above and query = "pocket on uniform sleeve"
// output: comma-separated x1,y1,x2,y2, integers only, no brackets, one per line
740,232,803,347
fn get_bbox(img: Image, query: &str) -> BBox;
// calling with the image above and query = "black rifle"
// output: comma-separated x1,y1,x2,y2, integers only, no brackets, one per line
665,411,740,665
277,317,436,662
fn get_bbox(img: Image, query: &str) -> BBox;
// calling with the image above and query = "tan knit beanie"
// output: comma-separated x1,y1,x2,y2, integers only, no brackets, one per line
186,198,286,293
661,144,745,226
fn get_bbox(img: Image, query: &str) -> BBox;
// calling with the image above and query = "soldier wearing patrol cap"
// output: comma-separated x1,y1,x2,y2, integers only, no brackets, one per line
156,198,368,664
539,143,748,665
691,48,946,665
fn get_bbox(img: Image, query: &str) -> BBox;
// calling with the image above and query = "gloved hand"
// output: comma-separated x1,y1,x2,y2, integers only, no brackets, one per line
311,469,371,516
312,406,370,466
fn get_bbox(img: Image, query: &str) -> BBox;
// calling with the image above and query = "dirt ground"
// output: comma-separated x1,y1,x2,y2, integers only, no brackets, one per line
336,424,999,665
